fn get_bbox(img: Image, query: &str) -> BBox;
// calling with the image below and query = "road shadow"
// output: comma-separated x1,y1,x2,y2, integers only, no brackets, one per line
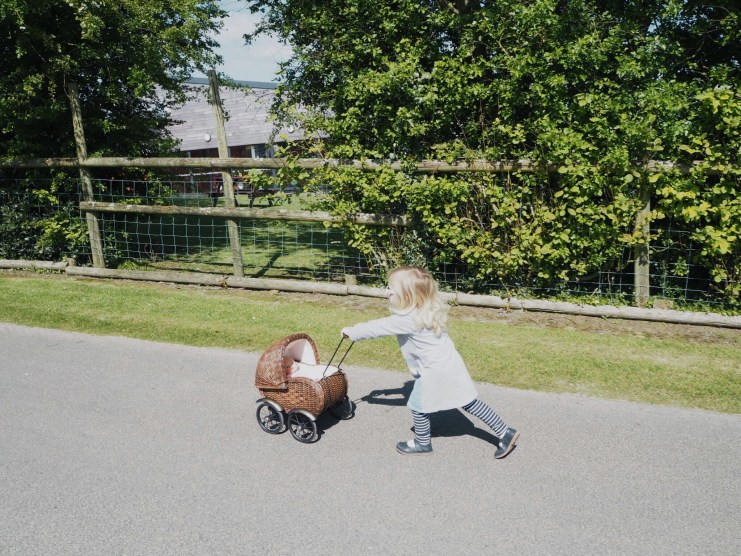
359,381,500,446
360,381,413,407
314,400,357,440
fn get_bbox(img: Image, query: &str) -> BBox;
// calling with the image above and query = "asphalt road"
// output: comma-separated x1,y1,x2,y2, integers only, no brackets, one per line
1,323,739,555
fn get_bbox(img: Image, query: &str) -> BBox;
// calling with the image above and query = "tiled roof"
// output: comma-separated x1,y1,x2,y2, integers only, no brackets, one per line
167,79,301,152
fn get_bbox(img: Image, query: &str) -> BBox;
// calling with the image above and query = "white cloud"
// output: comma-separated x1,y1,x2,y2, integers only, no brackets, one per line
197,10,292,83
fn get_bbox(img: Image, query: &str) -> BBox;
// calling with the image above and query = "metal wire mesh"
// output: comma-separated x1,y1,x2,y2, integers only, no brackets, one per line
81,174,370,281
0,175,736,310
434,223,728,309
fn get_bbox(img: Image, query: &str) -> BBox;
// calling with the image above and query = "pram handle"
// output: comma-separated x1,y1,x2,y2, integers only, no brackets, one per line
323,336,354,377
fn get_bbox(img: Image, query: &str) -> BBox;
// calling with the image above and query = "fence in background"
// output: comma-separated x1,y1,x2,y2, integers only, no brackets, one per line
1,76,736,315
0,175,731,314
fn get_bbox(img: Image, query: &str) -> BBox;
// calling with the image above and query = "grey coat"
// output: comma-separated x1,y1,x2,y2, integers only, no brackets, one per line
344,311,478,413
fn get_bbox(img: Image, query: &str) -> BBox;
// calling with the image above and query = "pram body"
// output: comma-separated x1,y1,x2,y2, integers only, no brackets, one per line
254,333,353,443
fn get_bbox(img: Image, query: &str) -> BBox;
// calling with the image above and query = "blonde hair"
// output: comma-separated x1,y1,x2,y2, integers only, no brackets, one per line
387,266,449,335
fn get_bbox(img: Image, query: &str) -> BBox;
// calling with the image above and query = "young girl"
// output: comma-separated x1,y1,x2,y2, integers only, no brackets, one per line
341,266,519,457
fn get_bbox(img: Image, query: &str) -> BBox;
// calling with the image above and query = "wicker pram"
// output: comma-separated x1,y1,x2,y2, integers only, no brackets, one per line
254,333,354,443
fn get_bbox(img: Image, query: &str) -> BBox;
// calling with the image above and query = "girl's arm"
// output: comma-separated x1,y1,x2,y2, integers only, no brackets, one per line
342,313,416,342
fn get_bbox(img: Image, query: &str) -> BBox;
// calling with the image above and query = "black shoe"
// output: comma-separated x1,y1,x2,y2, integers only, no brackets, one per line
495,428,519,459
396,439,433,455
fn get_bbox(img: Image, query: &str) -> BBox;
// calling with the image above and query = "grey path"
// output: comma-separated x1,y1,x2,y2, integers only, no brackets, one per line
0,323,739,555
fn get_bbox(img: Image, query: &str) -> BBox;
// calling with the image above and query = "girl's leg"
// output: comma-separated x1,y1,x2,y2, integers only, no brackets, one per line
463,399,519,458
462,399,508,438
411,410,432,445
396,410,433,454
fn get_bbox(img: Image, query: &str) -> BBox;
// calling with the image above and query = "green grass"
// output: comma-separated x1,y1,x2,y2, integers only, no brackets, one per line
1,272,739,413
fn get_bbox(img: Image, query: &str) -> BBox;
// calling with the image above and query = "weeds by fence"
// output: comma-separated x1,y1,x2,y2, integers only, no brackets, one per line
434,228,715,310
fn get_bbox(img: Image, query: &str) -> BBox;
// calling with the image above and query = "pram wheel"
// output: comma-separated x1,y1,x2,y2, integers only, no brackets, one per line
256,402,286,434
329,395,354,420
287,412,318,443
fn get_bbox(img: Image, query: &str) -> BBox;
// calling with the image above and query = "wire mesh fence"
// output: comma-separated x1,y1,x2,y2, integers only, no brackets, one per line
99,211,371,281
93,175,373,281
0,175,736,311
0,175,373,281
435,221,728,309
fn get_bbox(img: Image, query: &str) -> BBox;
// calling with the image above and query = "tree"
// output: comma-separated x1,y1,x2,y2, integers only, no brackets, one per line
249,0,740,306
249,0,739,160
0,0,227,158
0,0,227,263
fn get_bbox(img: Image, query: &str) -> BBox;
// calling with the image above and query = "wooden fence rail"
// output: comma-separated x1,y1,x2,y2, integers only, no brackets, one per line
0,156,717,175
2,258,739,329
3,153,657,306
78,201,408,227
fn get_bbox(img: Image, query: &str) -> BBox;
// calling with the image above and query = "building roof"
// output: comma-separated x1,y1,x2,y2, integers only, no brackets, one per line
167,79,301,152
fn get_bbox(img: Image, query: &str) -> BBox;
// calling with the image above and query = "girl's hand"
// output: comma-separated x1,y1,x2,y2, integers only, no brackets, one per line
341,327,350,339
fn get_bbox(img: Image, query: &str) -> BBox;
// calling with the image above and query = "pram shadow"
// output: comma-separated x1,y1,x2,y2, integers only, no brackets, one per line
314,410,352,438
360,381,500,446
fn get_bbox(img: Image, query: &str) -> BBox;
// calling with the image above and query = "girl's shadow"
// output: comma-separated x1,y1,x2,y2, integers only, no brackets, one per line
360,381,500,446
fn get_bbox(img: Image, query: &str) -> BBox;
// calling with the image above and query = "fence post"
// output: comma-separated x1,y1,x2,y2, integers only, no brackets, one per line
634,184,651,307
208,70,244,278
66,82,105,268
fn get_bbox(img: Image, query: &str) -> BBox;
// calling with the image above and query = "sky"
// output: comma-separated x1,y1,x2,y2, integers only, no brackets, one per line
194,5,293,84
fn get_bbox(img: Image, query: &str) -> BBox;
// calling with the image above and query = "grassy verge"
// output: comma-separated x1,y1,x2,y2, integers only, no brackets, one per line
1,272,739,413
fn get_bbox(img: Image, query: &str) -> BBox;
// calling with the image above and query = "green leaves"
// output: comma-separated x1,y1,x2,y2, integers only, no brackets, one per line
254,0,738,304
1,1,229,265
0,0,226,159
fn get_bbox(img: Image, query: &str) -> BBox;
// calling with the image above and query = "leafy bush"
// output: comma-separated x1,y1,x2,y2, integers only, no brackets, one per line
0,173,88,262
257,0,739,306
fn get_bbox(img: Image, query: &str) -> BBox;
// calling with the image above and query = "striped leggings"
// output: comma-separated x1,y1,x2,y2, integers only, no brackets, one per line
412,399,508,446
